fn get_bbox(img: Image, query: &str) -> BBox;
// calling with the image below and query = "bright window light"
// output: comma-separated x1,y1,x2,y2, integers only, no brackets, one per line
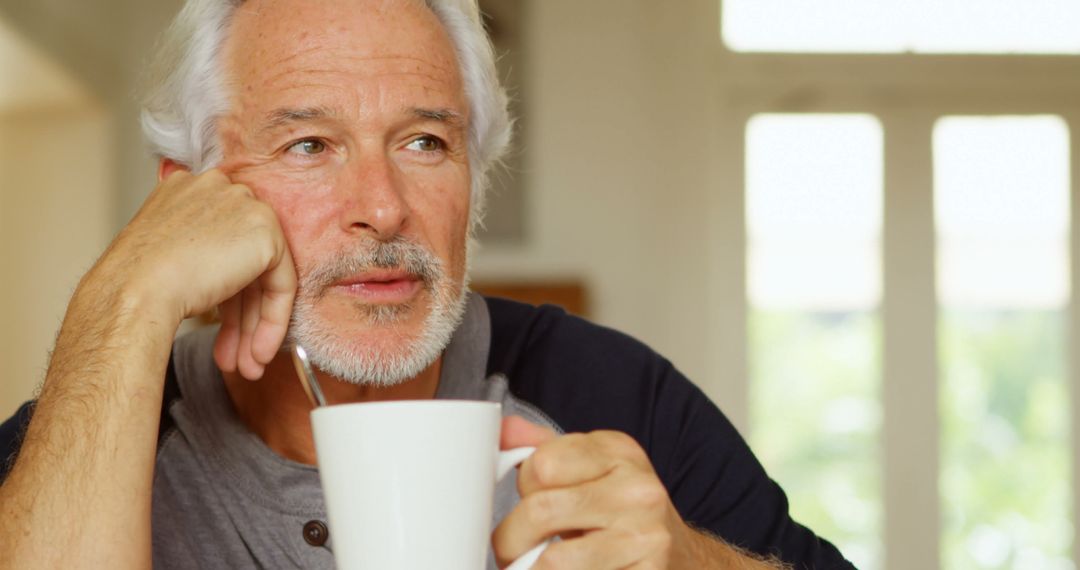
723,1,1080,54
934,116,1070,310
935,115,1072,570
746,113,884,570
747,114,883,311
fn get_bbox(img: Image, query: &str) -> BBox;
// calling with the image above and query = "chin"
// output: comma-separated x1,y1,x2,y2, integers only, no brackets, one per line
287,288,467,387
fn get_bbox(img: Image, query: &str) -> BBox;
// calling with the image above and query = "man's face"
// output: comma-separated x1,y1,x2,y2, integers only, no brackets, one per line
217,0,472,384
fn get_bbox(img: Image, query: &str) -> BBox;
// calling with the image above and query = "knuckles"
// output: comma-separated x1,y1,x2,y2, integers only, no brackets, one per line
622,474,669,512
521,491,559,531
527,443,571,489
593,430,647,462
528,431,645,489
161,168,194,188
241,200,277,231
519,487,586,533
224,181,255,199
197,168,230,186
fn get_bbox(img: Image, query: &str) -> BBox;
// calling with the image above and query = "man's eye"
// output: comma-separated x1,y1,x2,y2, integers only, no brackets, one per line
287,139,326,155
405,136,444,153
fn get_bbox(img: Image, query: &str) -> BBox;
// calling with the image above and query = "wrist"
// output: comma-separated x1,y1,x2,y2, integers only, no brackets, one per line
670,521,714,569
42,282,178,402
75,257,186,333
48,266,183,381
672,523,790,570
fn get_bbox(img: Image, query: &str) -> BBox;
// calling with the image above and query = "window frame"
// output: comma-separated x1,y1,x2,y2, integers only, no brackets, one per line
710,34,1080,570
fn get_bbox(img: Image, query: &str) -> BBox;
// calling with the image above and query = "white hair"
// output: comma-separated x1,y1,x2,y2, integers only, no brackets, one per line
139,0,512,227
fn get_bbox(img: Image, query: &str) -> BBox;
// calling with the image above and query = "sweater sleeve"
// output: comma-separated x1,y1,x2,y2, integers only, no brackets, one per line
648,363,855,569
485,296,855,569
0,400,35,482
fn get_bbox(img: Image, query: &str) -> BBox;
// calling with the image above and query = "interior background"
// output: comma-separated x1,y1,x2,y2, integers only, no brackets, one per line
0,2,1074,570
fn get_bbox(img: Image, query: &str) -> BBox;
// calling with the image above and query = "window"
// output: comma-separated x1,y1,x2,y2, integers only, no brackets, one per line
746,114,884,570
722,1,1080,54
713,2,1079,567
935,116,1072,570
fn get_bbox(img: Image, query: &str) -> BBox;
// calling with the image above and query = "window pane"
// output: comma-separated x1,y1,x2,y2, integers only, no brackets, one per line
747,115,883,311
723,1,1080,54
934,116,1073,570
747,114,883,570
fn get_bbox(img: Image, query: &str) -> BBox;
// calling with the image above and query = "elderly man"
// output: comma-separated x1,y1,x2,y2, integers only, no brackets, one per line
0,0,853,568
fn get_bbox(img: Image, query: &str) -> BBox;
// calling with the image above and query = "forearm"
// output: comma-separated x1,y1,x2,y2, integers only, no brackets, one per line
674,526,792,570
0,273,178,569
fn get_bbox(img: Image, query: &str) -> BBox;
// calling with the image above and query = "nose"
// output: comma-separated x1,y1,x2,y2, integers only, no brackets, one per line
337,151,409,239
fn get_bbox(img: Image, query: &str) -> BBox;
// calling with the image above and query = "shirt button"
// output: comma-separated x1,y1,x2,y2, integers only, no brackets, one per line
303,520,329,547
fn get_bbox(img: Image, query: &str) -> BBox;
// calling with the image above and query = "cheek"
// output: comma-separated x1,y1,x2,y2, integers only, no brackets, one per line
234,171,338,263
408,170,471,273
446,174,472,275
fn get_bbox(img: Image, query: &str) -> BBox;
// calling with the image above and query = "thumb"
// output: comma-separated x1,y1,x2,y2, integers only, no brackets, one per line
500,415,557,450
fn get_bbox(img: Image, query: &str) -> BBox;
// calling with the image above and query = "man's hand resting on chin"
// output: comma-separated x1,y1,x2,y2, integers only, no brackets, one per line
111,167,297,379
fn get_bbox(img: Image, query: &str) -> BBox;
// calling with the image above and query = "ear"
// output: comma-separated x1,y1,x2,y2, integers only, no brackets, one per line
158,158,190,182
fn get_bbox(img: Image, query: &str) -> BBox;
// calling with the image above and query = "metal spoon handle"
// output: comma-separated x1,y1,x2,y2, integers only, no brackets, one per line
291,344,327,408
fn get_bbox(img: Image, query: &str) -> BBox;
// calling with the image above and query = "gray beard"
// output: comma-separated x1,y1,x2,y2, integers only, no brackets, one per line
285,237,469,387
288,286,467,387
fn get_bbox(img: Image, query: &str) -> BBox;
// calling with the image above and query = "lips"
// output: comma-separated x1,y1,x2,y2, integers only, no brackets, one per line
330,269,423,303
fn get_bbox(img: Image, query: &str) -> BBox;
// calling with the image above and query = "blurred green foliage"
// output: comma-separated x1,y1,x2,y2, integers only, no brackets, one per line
750,310,882,569
749,309,1073,570
940,310,1072,570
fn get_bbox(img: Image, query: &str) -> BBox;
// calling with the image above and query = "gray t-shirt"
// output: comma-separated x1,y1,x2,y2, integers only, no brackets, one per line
151,294,561,569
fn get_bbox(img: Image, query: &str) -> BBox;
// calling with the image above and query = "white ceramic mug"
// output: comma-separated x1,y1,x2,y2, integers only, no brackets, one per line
311,400,548,570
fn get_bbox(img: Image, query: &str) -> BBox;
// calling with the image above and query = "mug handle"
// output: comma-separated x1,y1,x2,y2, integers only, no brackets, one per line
496,447,550,570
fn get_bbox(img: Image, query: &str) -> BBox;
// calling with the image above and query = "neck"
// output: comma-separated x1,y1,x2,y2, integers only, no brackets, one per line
223,350,442,465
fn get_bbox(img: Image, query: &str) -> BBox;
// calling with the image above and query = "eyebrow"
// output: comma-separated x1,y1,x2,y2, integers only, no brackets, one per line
411,107,465,128
257,105,466,134
260,106,335,132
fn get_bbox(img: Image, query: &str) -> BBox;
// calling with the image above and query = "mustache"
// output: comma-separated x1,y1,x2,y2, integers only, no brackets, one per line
299,238,443,299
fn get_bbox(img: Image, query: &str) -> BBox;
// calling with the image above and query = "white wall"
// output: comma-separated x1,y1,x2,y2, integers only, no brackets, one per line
0,0,182,227
473,0,746,427
0,107,112,418
0,3,172,416
0,11,113,417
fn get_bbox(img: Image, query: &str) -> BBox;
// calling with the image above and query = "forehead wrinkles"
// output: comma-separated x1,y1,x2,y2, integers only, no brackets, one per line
224,0,460,82
252,53,460,95
222,0,466,122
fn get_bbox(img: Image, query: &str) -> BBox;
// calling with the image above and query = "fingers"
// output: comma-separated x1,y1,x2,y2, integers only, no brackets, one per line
250,237,296,366
518,431,649,496
494,477,613,562
213,294,242,374
235,224,297,379
236,282,265,380
205,181,295,380
494,430,677,569
493,471,670,565
213,228,295,381
123,168,298,381
501,416,558,449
